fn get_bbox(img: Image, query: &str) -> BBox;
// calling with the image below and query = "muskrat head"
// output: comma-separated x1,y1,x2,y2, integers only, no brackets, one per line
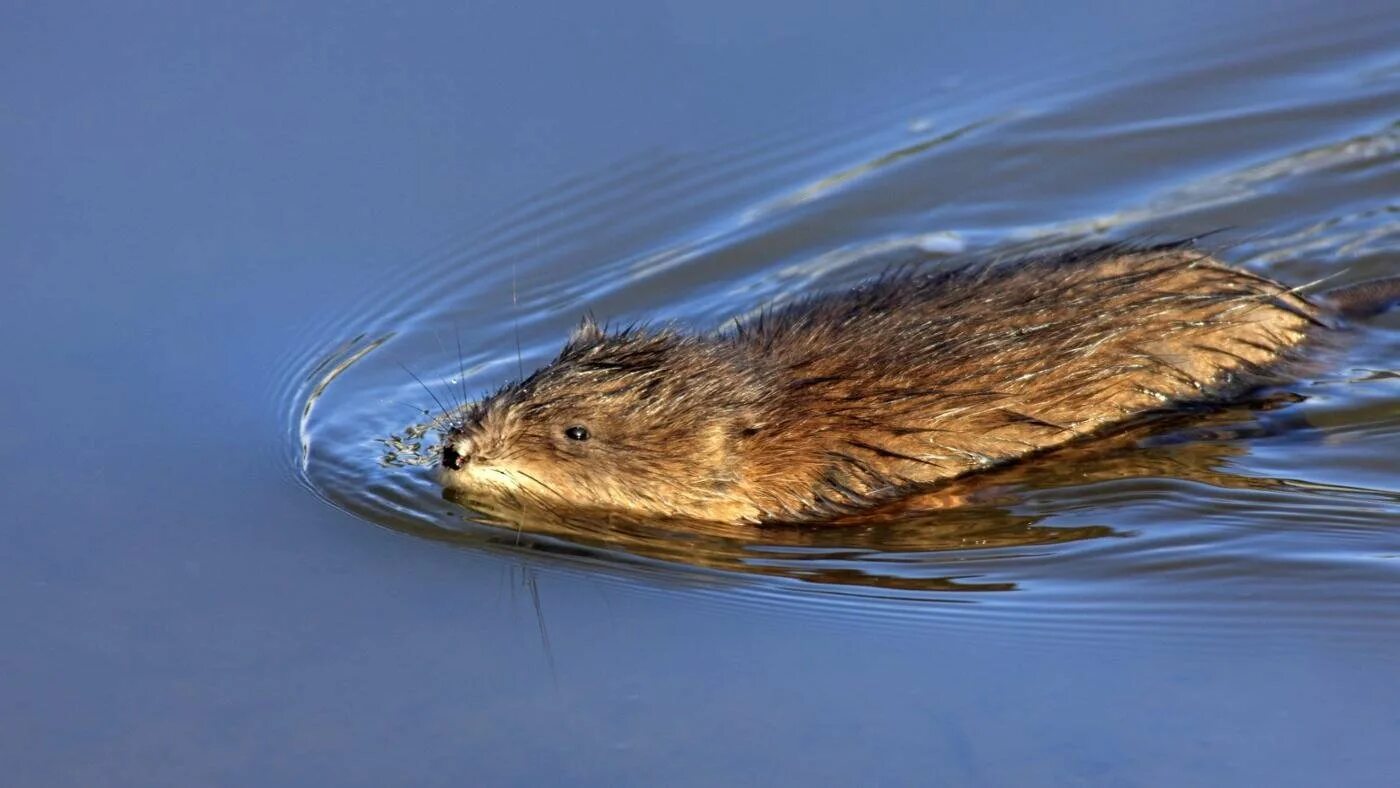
438,319,769,522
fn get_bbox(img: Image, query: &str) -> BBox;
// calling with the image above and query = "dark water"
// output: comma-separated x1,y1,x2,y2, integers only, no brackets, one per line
6,2,1400,785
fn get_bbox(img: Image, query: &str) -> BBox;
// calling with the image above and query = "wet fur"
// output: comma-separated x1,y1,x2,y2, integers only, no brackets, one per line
441,243,1332,524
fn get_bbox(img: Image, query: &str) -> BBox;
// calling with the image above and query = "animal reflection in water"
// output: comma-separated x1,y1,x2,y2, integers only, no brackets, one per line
431,398,1313,593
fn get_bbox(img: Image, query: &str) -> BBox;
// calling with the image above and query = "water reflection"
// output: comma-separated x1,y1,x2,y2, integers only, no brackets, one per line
414,400,1319,594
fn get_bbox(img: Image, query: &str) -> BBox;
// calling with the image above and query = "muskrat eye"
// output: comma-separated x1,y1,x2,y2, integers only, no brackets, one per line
564,425,590,441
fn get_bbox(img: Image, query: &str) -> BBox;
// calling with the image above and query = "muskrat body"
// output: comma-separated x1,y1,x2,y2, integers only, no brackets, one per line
439,243,1385,524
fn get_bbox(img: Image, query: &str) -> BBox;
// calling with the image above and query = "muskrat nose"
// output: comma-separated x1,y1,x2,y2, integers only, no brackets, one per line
441,443,466,470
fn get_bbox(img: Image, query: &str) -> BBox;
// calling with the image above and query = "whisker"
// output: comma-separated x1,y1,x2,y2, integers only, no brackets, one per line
513,259,525,383
455,320,471,414
398,362,452,425
516,470,570,542
389,399,431,417
431,330,466,415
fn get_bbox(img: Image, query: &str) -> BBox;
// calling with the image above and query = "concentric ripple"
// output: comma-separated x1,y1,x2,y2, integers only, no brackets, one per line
282,22,1400,637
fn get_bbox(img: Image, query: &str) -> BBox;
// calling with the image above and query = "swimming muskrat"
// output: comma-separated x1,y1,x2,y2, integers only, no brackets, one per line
437,243,1399,524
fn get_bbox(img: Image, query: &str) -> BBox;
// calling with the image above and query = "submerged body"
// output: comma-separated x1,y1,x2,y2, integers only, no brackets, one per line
439,244,1343,524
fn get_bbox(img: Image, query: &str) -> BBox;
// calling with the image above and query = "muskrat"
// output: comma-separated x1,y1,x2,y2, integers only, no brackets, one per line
437,243,1399,524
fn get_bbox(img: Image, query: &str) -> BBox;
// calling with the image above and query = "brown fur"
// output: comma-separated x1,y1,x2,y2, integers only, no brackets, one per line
439,244,1330,524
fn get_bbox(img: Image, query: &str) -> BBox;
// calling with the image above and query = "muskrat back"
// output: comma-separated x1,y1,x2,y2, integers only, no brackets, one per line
439,244,1350,524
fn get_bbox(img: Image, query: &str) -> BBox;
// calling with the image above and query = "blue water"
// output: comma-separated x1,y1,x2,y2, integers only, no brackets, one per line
4,2,1398,785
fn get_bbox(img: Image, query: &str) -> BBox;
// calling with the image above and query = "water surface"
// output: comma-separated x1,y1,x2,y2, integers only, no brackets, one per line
4,1,1398,785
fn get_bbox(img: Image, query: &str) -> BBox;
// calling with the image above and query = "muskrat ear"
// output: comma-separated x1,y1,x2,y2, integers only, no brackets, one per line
569,313,606,347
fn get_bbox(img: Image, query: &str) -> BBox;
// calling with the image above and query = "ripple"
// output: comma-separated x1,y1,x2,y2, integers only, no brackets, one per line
281,24,1400,641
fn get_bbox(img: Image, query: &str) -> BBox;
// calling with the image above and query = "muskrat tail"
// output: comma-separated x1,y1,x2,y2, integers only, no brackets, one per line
1322,276,1400,319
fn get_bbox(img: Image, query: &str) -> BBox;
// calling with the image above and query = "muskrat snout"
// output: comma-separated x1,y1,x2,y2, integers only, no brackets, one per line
441,425,488,473
440,441,466,470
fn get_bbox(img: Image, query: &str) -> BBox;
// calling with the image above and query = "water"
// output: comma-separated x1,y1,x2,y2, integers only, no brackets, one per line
5,2,1398,785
